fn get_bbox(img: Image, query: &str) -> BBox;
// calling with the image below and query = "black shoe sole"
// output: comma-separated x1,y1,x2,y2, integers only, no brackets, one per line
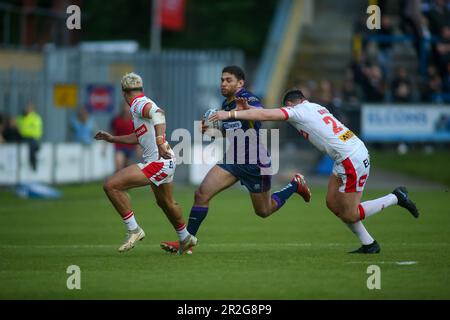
393,187,419,218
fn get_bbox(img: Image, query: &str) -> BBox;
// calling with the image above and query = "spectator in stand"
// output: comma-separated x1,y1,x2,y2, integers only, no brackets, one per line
391,67,414,103
436,26,450,75
363,64,386,103
1,114,22,143
350,52,369,86
70,108,96,145
420,64,444,102
341,78,364,109
375,15,395,76
314,80,346,122
426,0,450,35
111,103,137,171
443,62,450,102
419,14,434,64
314,80,334,107
401,0,425,57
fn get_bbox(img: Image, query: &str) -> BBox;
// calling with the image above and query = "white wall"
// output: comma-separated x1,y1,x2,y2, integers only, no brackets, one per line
0,141,114,186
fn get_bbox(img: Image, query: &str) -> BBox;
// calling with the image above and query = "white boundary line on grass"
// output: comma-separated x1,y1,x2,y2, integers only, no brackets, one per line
346,261,418,265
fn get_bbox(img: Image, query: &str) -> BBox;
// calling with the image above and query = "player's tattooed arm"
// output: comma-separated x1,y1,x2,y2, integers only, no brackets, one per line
94,131,138,144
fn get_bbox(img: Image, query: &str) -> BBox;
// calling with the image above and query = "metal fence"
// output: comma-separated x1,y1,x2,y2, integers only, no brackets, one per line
0,47,244,183
0,47,244,143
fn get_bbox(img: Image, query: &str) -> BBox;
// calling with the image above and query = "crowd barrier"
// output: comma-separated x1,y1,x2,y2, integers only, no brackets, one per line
0,141,114,186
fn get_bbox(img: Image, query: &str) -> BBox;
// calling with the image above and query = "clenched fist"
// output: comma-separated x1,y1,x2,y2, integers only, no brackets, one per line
94,130,114,143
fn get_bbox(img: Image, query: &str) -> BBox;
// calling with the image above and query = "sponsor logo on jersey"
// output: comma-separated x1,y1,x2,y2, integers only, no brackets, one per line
135,124,148,138
223,121,242,130
339,130,354,142
246,96,259,103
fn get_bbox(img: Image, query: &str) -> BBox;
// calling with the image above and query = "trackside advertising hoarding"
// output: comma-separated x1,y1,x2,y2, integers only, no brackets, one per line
361,105,450,142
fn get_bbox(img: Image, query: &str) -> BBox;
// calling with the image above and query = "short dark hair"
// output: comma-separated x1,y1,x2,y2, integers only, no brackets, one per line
282,89,306,105
222,65,245,81
122,87,143,93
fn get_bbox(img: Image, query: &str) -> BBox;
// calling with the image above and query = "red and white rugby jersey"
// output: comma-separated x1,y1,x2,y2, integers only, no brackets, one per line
129,94,162,163
281,100,366,163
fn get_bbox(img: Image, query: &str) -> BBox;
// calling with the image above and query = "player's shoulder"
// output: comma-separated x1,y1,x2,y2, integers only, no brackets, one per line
236,89,260,101
130,95,152,116
292,100,323,111
283,100,320,119
237,88,262,107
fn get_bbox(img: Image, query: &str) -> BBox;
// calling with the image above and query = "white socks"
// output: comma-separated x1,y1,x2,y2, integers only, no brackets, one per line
176,224,190,241
123,211,138,231
344,193,398,245
346,221,375,245
359,193,398,219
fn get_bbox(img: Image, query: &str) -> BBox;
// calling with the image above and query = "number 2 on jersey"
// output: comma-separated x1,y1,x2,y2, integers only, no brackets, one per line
323,116,343,134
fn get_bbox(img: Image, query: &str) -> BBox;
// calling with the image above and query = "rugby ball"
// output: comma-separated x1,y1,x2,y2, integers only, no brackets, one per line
203,108,222,131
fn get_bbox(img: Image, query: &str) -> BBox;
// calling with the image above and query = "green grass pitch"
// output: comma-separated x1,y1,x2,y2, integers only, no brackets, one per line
1,182,449,299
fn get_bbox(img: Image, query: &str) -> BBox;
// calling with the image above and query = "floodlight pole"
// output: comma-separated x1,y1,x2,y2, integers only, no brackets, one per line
150,0,161,53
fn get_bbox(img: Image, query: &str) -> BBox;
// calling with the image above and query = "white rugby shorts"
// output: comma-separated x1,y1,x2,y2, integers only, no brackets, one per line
138,158,175,186
332,146,370,193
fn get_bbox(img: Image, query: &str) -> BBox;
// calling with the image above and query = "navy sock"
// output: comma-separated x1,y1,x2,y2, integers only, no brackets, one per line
271,181,299,209
187,206,208,236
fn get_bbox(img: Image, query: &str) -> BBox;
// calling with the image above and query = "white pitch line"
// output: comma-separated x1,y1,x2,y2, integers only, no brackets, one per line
345,261,418,265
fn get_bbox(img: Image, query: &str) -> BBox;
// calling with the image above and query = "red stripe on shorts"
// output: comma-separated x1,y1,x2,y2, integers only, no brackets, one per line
342,157,357,193
154,172,168,182
141,162,164,179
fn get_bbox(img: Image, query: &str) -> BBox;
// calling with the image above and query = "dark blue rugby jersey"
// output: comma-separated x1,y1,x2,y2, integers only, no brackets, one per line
221,88,271,167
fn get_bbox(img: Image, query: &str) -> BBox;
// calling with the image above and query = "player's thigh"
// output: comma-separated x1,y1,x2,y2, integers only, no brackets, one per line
196,165,238,200
105,164,150,190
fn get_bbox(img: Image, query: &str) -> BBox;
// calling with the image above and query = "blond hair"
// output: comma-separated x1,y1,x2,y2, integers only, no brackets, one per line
121,72,143,91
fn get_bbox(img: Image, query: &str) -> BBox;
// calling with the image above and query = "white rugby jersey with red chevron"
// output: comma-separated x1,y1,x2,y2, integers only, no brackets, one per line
281,100,365,163
129,94,161,163
129,94,175,186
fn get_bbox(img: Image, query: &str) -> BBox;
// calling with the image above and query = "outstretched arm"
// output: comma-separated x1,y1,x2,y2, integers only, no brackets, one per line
94,131,138,144
210,108,286,122
210,97,287,122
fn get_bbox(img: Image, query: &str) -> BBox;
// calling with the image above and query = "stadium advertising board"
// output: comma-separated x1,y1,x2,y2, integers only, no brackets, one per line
0,142,114,186
362,105,450,142
86,84,115,113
